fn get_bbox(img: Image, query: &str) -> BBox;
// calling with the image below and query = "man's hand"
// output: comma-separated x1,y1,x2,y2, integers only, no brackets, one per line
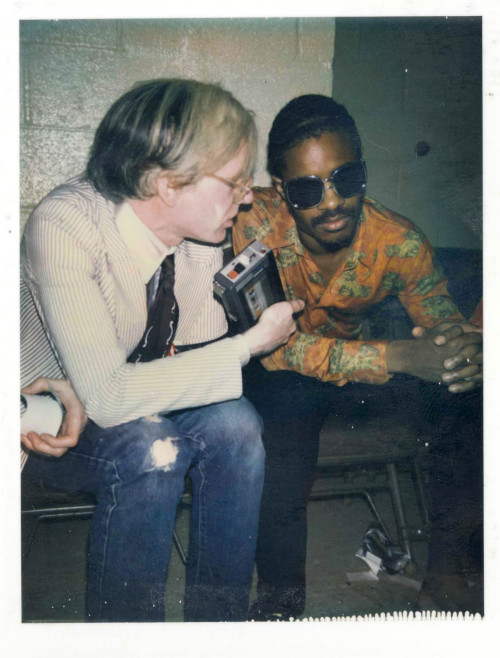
21,378,88,457
243,299,305,357
412,321,482,341
412,322,483,392
387,323,482,393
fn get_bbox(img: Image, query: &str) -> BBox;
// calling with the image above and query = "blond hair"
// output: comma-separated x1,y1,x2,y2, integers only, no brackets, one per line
86,79,257,202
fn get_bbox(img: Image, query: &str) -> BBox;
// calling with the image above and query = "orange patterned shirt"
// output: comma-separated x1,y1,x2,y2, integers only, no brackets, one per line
233,187,464,385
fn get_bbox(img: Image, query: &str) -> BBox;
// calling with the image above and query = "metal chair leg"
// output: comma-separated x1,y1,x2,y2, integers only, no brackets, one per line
22,508,188,568
361,490,395,544
412,457,429,527
22,517,41,569
172,529,187,566
386,462,412,560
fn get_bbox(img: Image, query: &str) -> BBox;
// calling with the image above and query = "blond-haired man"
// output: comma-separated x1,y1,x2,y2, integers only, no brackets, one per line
21,79,302,622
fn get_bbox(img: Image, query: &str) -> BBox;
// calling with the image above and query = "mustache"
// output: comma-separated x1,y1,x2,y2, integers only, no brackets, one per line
311,209,356,227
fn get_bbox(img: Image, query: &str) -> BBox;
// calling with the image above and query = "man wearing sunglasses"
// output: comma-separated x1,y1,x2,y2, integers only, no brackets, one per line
233,94,483,620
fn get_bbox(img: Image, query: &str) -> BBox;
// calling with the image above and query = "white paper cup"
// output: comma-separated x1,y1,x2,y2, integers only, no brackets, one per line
21,393,63,437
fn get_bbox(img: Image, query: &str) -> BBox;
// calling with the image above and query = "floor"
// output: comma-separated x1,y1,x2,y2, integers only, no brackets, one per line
22,464,452,624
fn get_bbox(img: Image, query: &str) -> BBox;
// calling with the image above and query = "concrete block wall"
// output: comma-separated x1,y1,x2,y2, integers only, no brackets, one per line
20,18,335,231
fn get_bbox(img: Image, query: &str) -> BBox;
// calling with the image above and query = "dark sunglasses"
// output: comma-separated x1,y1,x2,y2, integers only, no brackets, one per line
283,160,367,210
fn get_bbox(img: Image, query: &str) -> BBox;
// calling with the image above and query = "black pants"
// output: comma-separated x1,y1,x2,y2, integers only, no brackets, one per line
419,382,483,582
242,360,483,608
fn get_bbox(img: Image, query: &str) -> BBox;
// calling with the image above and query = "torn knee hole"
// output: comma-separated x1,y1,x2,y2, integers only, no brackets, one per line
150,437,179,471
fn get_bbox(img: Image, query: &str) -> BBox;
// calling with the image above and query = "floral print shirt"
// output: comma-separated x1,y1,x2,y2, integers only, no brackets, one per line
233,186,464,385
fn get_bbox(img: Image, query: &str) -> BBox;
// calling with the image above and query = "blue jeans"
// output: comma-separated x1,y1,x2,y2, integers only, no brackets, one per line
23,397,265,622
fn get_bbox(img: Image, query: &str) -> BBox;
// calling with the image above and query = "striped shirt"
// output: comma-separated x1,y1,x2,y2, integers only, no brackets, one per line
21,175,250,435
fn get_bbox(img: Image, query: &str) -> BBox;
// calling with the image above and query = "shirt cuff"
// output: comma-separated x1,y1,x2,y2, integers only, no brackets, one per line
231,334,251,367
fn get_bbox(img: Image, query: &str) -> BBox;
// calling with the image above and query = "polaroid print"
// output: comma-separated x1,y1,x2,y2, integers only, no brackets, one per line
4,3,498,658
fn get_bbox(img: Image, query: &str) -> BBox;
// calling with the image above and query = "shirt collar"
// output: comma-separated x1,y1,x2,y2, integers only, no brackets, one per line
116,202,176,284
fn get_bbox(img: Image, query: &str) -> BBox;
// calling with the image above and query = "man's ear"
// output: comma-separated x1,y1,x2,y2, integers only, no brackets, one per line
156,172,179,207
272,176,285,199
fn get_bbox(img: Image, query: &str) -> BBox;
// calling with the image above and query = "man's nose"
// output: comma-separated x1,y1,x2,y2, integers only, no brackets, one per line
320,183,344,210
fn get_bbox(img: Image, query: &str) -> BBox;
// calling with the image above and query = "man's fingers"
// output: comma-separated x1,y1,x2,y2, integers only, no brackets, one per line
434,324,465,346
21,434,34,451
289,299,305,314
448,379,480,394
58,417,83,447
38,431,78,449
442,363,481,383
459,323,483,334
444,345,483,370
21,377,51,395
24,431,69,457
440,332,482,359
25,429,75,450
413,322,483,345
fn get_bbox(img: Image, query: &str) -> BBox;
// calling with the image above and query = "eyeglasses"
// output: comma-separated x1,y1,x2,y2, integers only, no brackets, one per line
283,160,367,210
208,173,252,202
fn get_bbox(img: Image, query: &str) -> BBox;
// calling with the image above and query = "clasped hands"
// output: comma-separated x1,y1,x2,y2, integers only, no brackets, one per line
410,321,482,393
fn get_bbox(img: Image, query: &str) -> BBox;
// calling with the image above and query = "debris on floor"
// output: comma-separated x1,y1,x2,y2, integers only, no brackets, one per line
346,524,421,591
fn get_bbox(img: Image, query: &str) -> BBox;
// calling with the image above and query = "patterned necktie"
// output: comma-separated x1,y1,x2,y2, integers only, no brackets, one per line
127,253,179,363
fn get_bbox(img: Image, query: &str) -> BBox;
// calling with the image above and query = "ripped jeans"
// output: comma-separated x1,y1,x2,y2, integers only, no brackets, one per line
22,397,265,622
